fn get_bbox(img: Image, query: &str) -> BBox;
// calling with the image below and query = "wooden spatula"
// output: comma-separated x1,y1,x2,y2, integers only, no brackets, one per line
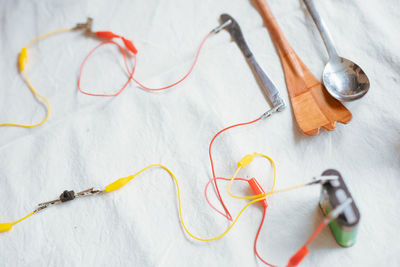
253,0,352,135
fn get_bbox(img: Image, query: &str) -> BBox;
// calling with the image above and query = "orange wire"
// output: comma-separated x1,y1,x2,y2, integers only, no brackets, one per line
254,206,276,267
207,116,262,221
304,221,326,247
78,32,211,96
130,33,211,91
78,40,136,97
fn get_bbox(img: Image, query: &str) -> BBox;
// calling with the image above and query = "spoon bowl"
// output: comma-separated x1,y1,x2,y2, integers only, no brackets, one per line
304,0,370,102
323,57,370,101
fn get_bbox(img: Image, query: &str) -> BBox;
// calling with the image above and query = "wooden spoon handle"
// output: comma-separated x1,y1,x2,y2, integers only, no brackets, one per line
253,0,290,54
253,0,303,76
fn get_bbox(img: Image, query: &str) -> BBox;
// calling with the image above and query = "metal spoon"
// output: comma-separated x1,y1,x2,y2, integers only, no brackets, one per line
303,0,370,101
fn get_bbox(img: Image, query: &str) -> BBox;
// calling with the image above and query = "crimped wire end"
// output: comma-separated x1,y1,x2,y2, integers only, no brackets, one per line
210,19,232,34
260,103,283,119
73,17,93,32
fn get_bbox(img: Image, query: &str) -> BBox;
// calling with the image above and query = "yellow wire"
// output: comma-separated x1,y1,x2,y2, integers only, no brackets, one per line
0,71,51,128
0,28,72,128
108,162,305,244
227,153,277,200
4,154,306,238
271,183,306,194
12,212,34,225
26,28,73,48
108,163,274,242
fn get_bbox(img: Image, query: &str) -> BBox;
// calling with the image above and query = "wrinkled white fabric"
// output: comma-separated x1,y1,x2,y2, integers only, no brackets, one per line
0,0,399,266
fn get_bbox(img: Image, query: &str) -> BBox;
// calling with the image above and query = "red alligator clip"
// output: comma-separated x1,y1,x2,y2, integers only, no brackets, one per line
121,37,138,55
96,31,120,40
248,178,268,207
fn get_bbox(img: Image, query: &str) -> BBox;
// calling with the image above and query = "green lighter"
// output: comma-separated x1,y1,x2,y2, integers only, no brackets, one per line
319,169,360,247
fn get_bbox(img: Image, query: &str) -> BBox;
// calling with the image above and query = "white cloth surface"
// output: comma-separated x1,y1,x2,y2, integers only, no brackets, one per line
0,0,399,266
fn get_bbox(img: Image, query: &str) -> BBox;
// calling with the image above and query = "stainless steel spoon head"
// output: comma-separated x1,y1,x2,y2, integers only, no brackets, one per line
323,57,370,101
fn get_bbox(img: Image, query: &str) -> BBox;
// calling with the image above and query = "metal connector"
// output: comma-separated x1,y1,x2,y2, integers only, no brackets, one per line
75,187,103,198
307,175,339,186
36,187,103,212
210,19,232,34
260,103,284,119
73,17,93,32
323,198,353,224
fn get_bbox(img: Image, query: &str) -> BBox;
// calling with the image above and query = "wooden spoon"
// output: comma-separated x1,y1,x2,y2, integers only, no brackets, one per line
253,0,352,135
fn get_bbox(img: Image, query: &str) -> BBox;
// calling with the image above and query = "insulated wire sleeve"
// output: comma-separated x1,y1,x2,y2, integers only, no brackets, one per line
0,28,72,128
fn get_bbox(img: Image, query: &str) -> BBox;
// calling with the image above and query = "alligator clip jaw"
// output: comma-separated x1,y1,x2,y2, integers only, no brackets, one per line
35,187,103,212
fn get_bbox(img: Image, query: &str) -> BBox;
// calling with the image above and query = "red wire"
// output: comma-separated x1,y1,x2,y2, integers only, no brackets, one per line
204,178,276,266
130,33,211,91
304,221,326,247
204,177,276,266
204,177,249,214
208,117,262,221
78,32,211,96
78,40,136,97
254,209,327,266
286,222,326,266
254,206,276,267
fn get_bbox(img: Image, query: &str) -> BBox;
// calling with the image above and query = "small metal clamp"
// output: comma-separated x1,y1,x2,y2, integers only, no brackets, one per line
307,175,339,186
323,198,353,224
210,19,232,34
35,187,103,213
73,17,93,33
260,103,284,119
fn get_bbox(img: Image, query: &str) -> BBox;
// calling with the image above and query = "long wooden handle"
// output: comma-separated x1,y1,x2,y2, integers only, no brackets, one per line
253,0,303,75
253,0,292,55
